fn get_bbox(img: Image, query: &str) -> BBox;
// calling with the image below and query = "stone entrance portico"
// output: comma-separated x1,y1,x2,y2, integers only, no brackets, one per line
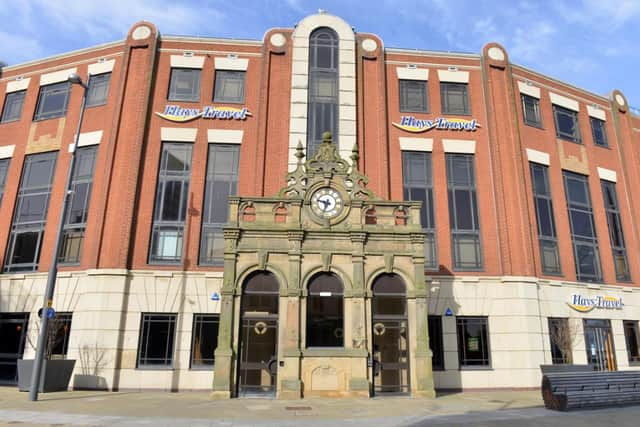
211,134,435,398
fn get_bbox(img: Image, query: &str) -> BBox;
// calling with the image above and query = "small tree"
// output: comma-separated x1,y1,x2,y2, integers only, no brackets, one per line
549,318,580,364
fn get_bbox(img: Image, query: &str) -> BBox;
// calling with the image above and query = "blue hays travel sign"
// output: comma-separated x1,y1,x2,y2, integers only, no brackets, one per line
156,105,252,122
392,116,481,133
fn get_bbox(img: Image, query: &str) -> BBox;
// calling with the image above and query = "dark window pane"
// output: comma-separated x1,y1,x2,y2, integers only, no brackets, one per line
168,68,200,102
399,80,428,112
454,190,473,230
1,90,26,123
199,144,240,265
213,70,245,103
191,314,219,368
624,321,640,363
522,94,541,127
554,105,581,143
49,313,72,357
137,314,176,367
0,158,9,204
10,232,39,265
601,181,629,281
570,210,595,238
548,318,572,364
150,144,192,263
441,83,469,115
34,82,71,121
591,117,608,147
86,73,111,107
457,317,490,367
428,316,444,370
307,273,344,347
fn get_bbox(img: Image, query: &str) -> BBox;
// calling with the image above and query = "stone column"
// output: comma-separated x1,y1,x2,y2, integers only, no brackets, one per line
348,231,370,395
411,233,435,397
211,229,239,399
278,230,304,399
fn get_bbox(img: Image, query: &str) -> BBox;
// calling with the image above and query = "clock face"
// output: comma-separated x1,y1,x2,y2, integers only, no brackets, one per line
311,187,344,219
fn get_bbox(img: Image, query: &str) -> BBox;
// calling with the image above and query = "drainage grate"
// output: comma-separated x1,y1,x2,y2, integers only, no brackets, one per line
285,406,312,411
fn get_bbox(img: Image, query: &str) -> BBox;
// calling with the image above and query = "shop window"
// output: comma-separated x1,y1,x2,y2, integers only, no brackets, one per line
530,163,561,275
149,143,192,264
399,79,428,113
553,105,581,143
213,70,245,104
590,117,608,147
306,273,343,348
521,94,541,127
548,317,572,364
86,73,111,107
190,314,219,369
563,172,602,282
137,313,177,368
402,151,436,269
456,316,490,367
34,81,71,121
168,68,201,102
4,152,57,272
428,315,444,370
199,144,240,266
0,158,9,205
306,27,339,157
440,82,469,115
623,320,640,364
49,312,72,358
1,90,26,123
601,181,630,281
59,146,98,264
446,154,482,270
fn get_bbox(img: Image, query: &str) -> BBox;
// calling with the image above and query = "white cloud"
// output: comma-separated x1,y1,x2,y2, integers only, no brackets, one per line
0,31,44,64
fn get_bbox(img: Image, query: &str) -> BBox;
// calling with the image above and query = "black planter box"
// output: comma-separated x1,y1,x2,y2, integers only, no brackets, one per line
17,359,76,392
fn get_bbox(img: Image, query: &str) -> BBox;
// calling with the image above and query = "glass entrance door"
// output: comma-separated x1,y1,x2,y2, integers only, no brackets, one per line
237,315,278,396
372,318,409,394
371,274,409,395
0,313,29,384
584,319,616,371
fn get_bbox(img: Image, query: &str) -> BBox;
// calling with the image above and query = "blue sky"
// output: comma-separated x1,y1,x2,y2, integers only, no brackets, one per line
2,0,638,108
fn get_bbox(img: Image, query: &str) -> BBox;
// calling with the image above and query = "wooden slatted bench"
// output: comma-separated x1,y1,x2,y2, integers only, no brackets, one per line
542,370,640,411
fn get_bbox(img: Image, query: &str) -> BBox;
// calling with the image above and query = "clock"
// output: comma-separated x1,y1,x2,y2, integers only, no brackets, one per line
310,187,344,219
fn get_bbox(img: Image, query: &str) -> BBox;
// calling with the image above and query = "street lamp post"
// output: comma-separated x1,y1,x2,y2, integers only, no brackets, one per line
29,73,88,401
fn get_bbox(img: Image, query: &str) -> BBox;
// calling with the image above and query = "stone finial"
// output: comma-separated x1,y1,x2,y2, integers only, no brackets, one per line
350,143,360,164
295,140,305,163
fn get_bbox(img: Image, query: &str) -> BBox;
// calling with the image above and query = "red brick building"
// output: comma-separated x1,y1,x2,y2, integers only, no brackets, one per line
0,13,639,396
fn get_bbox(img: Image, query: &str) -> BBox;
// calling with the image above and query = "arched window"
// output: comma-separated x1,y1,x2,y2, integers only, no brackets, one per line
306,272,343,347
306,28,339,157
241,271,279,314
372,274,406,316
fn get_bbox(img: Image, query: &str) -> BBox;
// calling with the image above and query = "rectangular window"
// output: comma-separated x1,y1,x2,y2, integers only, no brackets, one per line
563,172,602,282
168,68,201,102
428,315,444,370
58,146,98,264
399,79,428,113
402,151,437,269
1,90,26,123
446,154,482,270
149,143,192,264
553,105,581,143
86,73,111,107
456,316,490,367
521,94,542,127
601,181,630,281
623,320,640,364
49,312,72,358
34,82,71,121
4,152,57,272
191,314,219,369
0,158,9,205
590,117,608,147
530,163,561,275
137,313,177,368
441,82,469,115
548,317,572,364
200,144,239,265
213,70,245,103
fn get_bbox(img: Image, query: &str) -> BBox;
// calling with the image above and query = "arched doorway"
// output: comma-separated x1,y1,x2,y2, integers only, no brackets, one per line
371,274,409,394
237,271,279,397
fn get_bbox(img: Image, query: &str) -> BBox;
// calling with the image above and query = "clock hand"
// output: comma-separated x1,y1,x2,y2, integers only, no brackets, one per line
318,198,329,210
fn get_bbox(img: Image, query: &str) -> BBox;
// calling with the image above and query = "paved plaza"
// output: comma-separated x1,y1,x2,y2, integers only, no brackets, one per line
0,387,638,426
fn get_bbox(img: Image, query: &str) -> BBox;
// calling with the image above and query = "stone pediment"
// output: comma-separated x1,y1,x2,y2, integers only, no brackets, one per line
278,132,374,202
